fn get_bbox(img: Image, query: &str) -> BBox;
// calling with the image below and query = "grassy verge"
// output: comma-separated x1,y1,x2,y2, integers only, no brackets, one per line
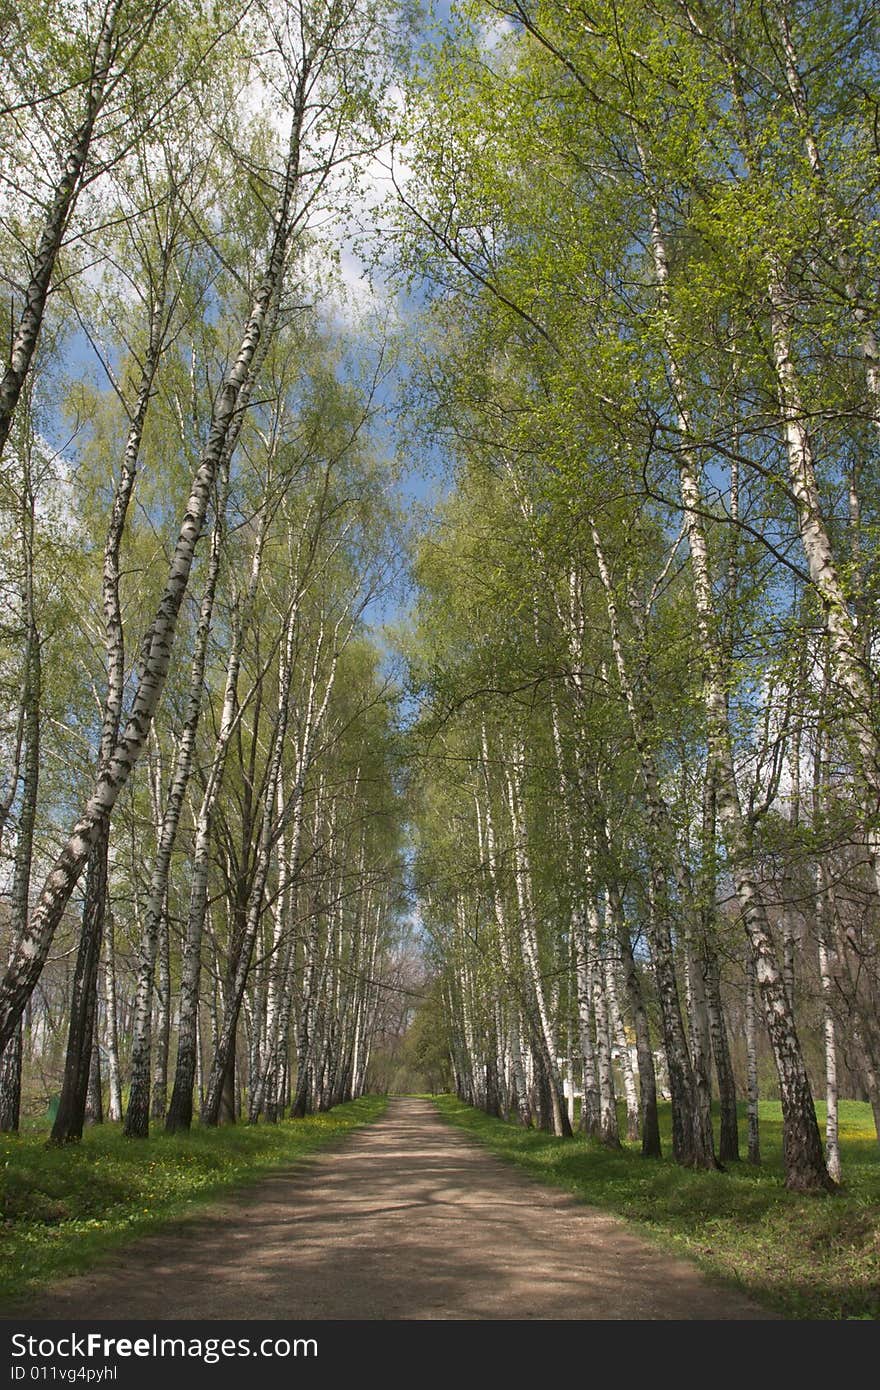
0,1095,386,1308
433,1094,879,1320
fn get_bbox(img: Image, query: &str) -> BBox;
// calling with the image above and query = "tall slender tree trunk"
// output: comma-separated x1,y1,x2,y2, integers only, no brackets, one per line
476,738,531,1126
102,909,122,1122
0,96,304,1057
0,1024,22,1134
55,302,169,1146
705,951,739,1162
249,648,329,1123
0,0,131,461
85,1033,103,1126
684,935,718,1169
202,597,303,1127
0,512,40,1133
816,887,841,1184
647,875,702,1165
586,899,620,1149
51,824,108,1143
639,159,831,1190
504,753,571,1137
617,920,661,1157
701,766,739,1161
125,462,230,1136
165,530,268,1132
574,909,601,1137
150,911,170,1122
603,926,638,1142
587,524,705,1166
745,950,761,1166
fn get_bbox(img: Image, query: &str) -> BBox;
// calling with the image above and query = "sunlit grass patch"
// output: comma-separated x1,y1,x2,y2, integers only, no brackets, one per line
434,1094,879,1320
0,1095,386,1306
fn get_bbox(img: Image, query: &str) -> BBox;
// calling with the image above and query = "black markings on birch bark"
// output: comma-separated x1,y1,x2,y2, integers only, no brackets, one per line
636,140,831,1191
0,80,303,1059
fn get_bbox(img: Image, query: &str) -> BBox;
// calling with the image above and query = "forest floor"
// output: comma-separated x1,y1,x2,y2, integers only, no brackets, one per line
5,1097,769,1320
434,1095,880,1320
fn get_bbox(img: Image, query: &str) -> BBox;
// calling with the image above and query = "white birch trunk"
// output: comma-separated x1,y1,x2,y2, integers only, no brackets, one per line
0,0,132,458
603,931,639,1142
102,908,122,1122
586,898,620,1148
745,949,761,1165
639,149,830,1188
504,752,571,1136
476,737,531,1124
586,524,701,1164
0,106,304,1055
815,881,841,1184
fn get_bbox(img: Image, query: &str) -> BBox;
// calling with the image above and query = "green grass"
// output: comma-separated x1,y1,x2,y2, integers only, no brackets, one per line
433,1095,880,1320
0,1095,387,1308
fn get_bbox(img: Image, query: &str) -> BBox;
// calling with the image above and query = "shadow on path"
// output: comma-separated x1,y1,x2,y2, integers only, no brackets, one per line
17,1098,773,1320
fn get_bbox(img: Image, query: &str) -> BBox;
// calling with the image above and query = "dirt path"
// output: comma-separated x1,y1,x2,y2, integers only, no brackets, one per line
20,1098,770,1320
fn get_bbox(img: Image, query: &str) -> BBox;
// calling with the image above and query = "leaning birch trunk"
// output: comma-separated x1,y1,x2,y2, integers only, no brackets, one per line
819,652,880,1148
730,19,880,891
769,275,880,891
52,296,166,1145
0,1024,23,1135
123,460,230,1137
781,712,803,1009
773,2,880,427
125,259,286,1136
0,116,304,1057
639,152,831,1190
0,0,128,461
811,703,844,1181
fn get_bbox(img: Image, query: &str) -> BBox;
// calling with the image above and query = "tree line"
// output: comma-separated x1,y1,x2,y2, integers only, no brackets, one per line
396,0,880,1193
3,0,879,1201
0,0,409,1142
